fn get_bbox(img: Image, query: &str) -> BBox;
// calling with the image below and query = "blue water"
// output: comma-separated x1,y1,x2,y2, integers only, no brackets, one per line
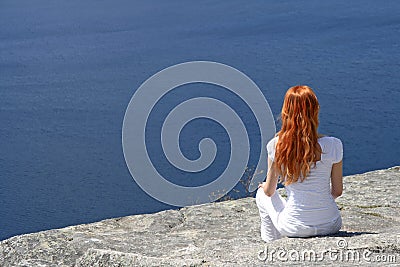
1,0,399,240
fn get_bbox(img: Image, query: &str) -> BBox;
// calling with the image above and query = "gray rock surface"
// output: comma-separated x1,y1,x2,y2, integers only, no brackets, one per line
1,167,399,266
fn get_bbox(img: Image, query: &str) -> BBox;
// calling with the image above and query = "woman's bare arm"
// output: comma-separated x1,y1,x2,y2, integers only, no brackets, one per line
261,157,279,197
331,160,343,199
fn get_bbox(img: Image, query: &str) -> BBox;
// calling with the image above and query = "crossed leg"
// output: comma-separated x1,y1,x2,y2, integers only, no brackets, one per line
255,187,287,242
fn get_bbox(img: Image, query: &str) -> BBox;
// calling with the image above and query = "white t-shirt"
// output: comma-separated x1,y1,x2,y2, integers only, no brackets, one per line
267,136,343,226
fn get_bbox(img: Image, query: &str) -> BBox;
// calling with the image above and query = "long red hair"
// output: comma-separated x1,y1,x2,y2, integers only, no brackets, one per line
275,85,321,185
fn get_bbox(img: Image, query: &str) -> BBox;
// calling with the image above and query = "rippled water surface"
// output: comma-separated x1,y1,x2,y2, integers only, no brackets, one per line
1,0,399,240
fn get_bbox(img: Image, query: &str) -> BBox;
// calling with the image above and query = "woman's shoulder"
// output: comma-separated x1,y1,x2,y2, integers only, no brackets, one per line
266,135,279,161
266,135,279,149
318,135,342,146
318,135,343,163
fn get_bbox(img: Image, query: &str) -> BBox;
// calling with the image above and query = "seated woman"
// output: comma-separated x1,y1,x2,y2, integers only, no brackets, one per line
256,85,343,242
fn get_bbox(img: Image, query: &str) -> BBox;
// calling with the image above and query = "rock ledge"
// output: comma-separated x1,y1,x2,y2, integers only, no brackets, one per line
1,167,399,266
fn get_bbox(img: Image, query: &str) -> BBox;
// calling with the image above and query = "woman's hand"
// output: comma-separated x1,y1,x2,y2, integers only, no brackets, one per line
258,182,266,189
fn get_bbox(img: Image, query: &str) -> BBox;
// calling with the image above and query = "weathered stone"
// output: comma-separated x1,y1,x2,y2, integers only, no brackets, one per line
1,167,399,266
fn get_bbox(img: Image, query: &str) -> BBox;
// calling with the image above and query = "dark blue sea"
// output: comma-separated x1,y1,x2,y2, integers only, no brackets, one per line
1,0,399,240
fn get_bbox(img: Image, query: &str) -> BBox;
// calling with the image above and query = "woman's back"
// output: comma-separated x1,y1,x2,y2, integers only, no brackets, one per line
267,135,343,225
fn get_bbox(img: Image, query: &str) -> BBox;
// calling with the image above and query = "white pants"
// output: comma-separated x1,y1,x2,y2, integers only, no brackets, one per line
255,188,342,242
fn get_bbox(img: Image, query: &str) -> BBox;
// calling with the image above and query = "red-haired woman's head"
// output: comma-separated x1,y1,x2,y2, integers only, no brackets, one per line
275,85,321,185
